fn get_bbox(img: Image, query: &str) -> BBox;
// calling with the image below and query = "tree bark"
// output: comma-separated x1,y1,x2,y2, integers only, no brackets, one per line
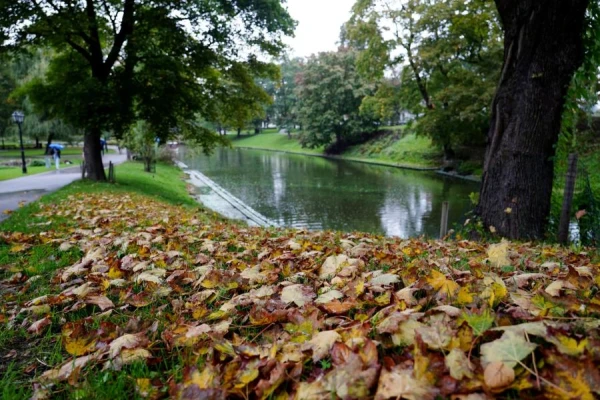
45,132,54,155
84,127,106,181
477,0,589,239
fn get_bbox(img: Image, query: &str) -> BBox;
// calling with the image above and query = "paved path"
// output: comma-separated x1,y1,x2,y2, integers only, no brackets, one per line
0,152,127,221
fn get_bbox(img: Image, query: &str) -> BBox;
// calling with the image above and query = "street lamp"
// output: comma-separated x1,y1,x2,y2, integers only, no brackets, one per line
12,110,27,174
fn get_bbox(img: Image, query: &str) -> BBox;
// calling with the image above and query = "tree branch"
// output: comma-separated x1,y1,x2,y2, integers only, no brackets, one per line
103,0,135,75
65,36,93,63
85,0,105,75
101,0,118,36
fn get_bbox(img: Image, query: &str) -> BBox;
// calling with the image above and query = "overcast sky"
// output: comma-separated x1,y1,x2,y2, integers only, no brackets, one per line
283,0,355,58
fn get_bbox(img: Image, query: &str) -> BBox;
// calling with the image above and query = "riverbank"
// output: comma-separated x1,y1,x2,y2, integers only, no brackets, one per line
229,129,483,180
1,161,599,399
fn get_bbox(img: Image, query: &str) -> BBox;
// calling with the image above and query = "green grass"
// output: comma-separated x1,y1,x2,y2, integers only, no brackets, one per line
0,147,85,158
229,129,325,155
229,128,442,169
0,165,53,181
0,161,206,398
343,131,442,168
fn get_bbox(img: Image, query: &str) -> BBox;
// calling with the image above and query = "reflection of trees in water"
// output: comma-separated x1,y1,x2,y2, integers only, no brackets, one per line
379,187,433,238
186,148,477,237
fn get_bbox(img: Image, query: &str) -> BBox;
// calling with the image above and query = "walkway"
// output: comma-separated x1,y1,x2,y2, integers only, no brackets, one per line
0,152,127,221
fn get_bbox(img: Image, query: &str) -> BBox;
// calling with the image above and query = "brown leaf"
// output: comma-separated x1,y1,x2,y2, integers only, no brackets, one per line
28,316,51,335
85,295,114,310
483,361,515,389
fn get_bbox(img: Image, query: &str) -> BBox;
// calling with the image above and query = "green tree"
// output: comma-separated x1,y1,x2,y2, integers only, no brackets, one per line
273,57,304,136
0,57,16,149
213,66,276,137
348,0,503,158
1,1,295,180
295,49,379,153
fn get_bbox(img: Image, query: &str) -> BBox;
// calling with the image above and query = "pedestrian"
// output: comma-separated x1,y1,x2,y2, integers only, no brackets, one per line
53,147,61,170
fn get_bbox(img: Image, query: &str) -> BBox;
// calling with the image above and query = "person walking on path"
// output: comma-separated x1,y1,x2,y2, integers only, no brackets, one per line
52,147,61,170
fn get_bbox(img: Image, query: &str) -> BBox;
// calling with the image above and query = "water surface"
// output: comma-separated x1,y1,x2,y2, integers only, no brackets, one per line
183,147,479,238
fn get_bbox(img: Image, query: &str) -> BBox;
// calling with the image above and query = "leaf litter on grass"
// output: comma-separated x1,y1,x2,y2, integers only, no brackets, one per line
0,192,600,399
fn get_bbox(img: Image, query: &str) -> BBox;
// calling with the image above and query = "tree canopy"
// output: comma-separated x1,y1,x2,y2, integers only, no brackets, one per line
295,49,379,153
0,0,295,179
347,0,503,157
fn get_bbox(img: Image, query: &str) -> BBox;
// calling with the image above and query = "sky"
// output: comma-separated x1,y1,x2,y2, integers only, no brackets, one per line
283,0,355,58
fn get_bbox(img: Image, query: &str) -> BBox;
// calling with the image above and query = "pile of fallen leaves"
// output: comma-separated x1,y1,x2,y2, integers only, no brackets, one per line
1,192,600,399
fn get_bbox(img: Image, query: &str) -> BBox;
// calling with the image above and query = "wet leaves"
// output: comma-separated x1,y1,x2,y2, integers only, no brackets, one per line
1,192,600,399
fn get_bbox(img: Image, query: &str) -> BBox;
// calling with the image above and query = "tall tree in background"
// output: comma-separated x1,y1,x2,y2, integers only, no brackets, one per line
0,1,295,180
0,57,15,148
295,49,379,153
274,57,304,135
348,0,503,158
477,0,592,239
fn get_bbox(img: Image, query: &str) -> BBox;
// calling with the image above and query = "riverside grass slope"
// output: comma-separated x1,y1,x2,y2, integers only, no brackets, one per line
1,164,600,399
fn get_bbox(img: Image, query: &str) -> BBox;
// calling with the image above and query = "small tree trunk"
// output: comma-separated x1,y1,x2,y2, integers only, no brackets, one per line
477,0,588,239
443,143,455,161
558,153,578,244
35,136,40,149
84,127,107,181
237,128,241,137
45,132,54,155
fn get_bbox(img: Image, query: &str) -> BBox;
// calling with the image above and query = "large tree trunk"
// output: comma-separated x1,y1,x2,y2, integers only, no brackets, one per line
477,0,589,239
84,127,106,181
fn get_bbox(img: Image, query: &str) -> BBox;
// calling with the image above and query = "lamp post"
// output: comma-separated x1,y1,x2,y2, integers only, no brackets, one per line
12,110,27,174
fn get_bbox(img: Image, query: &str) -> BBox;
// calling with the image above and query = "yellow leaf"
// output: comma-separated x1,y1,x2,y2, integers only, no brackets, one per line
375,291,391,306
355,280,365,296
549,336,587,356
427,270,459,295
107,266,123,279
487,239,510,268
64,334,97,356
457,286,474,305
546,370,595,400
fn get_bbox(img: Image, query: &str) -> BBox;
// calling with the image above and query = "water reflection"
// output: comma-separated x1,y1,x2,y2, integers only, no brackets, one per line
184,147,478,238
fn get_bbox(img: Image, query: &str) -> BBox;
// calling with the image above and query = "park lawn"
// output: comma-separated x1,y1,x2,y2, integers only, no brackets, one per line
0,159,85,182
229,129,325,155
0,147,84,158
0,165,52,182
229,128,442,169
0,147,115,158
344,131,443,169
1,161,600,399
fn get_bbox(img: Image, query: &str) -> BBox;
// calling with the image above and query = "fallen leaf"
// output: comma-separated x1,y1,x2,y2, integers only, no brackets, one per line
484,361,515,389
28,316,51,335
445,348,474,380
480,330,537,368
375,366,438,400
302,330,341,362
280,284,315,307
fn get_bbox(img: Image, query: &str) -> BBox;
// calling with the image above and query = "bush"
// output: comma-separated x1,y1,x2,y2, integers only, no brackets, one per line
30,160,47,167
157,147,175,163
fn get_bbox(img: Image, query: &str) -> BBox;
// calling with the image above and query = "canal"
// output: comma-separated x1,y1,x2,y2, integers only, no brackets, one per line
182,147,479,238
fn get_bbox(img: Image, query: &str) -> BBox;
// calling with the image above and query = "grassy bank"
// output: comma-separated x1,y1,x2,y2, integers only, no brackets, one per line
230,128,443,169
1,161,599,399
0,147,85,158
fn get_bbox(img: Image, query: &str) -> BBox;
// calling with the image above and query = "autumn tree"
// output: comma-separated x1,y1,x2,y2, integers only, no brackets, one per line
347,0,503,159
295,49,379,153
0,1,295,180
477,0,595,239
